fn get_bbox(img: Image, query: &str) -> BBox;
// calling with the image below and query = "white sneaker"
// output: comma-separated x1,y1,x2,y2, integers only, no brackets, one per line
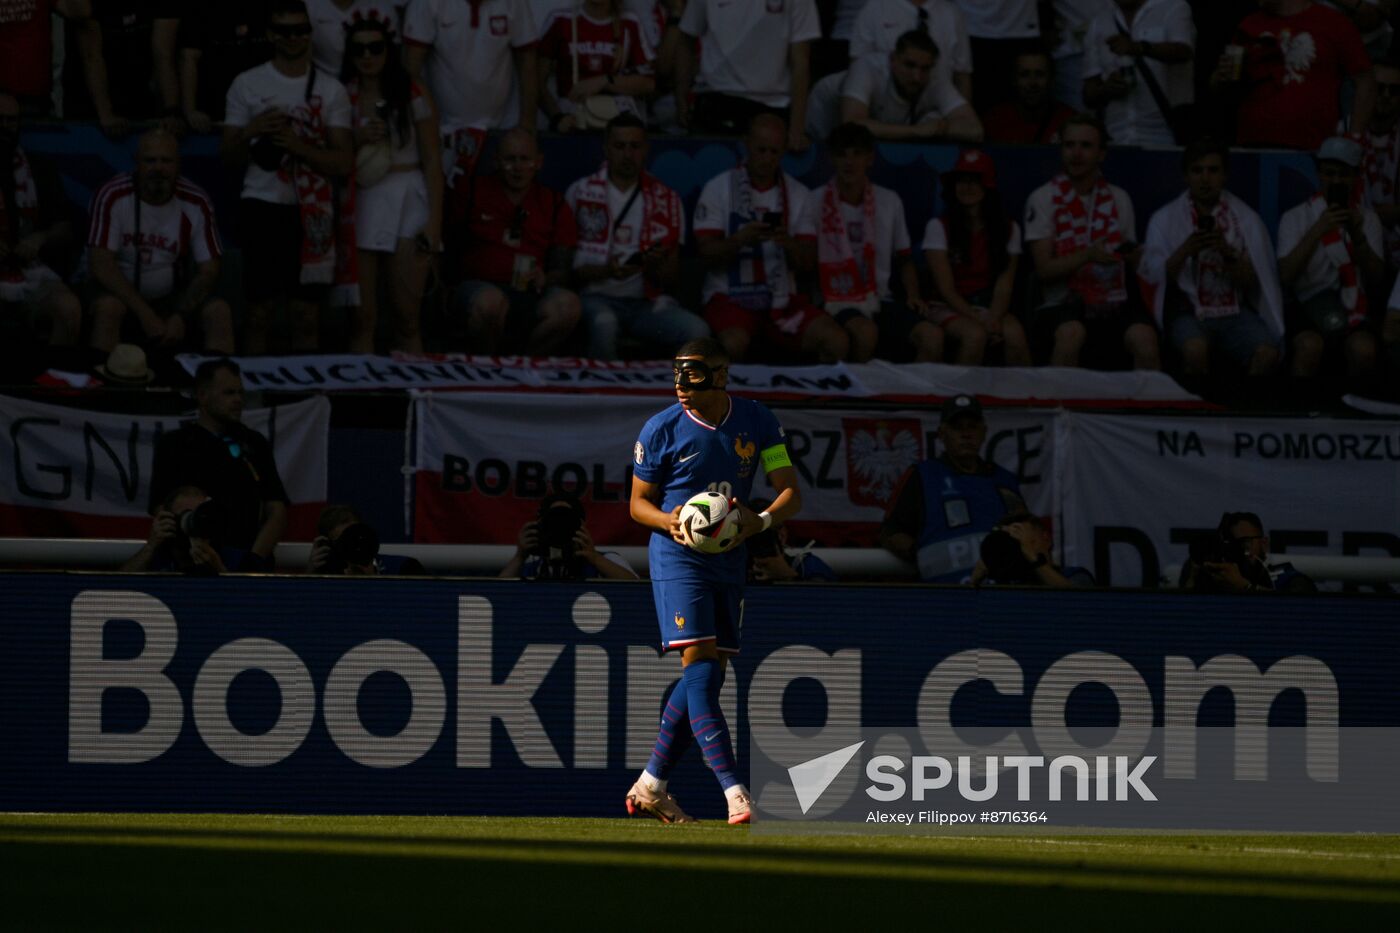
625,779,697,824
726,789,752,825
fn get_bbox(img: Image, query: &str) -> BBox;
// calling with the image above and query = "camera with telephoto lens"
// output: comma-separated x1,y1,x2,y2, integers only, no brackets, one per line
1186,531,1272,592
251,135,287,171
323,523,380,574
533,494,586,580
176,499,224,543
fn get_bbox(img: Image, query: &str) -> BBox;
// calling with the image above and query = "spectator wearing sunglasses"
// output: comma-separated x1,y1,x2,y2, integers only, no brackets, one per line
307,0,401,74
221,0,355,353
341,14,442,353
149,359,290,563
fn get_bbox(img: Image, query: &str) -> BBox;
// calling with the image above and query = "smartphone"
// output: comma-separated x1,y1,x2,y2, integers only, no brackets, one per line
1197,215,1215,233
619,252,642,267
761,211,784,227
1114,241,1137,255
1327,183,1351,209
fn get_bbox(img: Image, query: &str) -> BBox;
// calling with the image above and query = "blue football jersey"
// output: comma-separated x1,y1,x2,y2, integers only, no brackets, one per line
633,396,789,583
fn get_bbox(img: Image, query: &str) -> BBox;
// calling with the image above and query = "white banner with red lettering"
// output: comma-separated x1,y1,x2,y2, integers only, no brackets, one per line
0,395,331,539
409,392,1058,545
1057,413,1400,587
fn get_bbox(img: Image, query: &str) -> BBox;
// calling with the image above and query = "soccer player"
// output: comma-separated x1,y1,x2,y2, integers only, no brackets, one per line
626,337,802,825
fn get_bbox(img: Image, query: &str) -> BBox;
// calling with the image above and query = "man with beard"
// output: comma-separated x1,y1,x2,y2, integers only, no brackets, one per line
839,29,983,142
0,91,82,350
87,130,233,355
879,394,1026,583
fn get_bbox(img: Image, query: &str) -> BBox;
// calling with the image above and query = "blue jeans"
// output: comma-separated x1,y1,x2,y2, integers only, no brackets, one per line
580,292,709,360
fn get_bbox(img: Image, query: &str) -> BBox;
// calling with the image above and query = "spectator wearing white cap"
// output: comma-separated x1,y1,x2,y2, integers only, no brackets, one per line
1277,135,1385,393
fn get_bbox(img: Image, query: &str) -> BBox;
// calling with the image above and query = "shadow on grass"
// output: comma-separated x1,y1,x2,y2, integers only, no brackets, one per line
4,836,1400,932
3,823,1399,904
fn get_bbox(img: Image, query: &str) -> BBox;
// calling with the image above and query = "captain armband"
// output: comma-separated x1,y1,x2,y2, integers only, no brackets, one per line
760,444,792,472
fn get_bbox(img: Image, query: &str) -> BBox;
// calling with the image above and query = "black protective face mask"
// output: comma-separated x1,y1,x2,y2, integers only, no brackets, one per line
673,359,720,391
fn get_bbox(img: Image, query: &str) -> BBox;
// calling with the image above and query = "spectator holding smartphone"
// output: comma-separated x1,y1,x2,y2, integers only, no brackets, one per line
1277,136,1386,394
693,114,847,364
342,14,442,353
565,113,707,360
1140,137,1283,381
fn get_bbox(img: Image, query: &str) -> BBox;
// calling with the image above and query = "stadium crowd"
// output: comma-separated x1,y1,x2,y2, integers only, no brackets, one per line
0,0,1394,589
1,0,1399,404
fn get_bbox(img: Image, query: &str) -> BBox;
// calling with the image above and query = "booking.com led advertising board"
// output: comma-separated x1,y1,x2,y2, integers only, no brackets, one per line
1,575,1397,827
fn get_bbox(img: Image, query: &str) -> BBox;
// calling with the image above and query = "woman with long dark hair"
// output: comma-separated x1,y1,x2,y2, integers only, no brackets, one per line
923,150,1031,366
341,14,441,352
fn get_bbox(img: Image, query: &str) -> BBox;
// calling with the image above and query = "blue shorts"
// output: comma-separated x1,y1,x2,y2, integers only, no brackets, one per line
652,578,744,654
1168,310,1279,368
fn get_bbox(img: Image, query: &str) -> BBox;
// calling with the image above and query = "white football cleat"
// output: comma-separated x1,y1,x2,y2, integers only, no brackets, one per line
625,779,697,824
726,790,752,825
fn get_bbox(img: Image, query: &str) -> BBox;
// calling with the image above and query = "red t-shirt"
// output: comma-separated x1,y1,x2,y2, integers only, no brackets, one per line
980,102,1075,145
0,0,56,100
458,175,578,285
1234,4,1369,150
537,11,653,99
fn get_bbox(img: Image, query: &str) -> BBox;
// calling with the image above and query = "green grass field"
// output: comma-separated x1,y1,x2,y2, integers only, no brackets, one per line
3,814,1398,930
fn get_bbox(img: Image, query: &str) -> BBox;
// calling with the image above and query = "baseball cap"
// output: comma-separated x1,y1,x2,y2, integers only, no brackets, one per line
940,394,984,422
1316,136,1363,168
942,149,997,189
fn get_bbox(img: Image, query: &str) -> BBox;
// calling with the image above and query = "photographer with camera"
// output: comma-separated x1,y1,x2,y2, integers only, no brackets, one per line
148,359,288,563
972,512,1095,588
745,497,836,583
122,485,261,575
500,492,638,582
1180,511,1317,593
307,504,424,576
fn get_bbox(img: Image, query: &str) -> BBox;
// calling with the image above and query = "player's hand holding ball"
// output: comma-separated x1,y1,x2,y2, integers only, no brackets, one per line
678,492,742,554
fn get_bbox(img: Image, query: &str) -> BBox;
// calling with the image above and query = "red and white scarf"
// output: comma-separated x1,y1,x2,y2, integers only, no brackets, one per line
572,164,682,298
1051,173,1126,307
1311,193,1368,330
1,146,43,298
1363,125,1400,264
817,179,879,314
1189,198,1244,317
294,90,359,306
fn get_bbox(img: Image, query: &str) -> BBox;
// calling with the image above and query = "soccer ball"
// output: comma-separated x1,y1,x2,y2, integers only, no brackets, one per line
679,492,741,554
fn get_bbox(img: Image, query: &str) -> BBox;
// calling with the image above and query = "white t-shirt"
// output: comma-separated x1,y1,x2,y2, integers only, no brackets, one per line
922,216,1023,254
841,52,968,126
354,88,435,166
224,62,353,205
679,0,822,107
849,0,971,91
1081,0,1194,147
87,175,222,300
1023,177,1136,306
693,169,812,308
952,0,1039,39
797,183,911,302
565,177,688,299
1052,0,1110,58
1277,198,1385,302
307,0,402,75
403,0,538,130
